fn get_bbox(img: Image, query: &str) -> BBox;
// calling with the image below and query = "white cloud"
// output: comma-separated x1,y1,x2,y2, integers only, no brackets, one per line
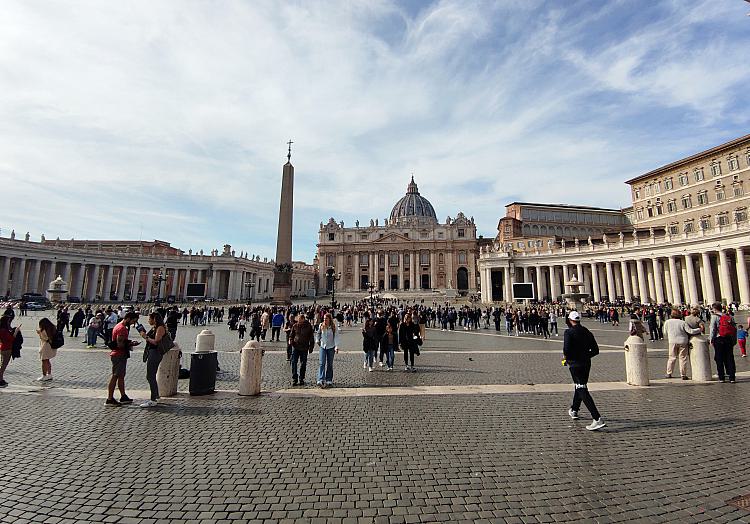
0,0,748,261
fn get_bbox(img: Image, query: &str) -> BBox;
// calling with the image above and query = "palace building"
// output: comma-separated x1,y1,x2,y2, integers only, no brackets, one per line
317,177,479,294
479,134,750,306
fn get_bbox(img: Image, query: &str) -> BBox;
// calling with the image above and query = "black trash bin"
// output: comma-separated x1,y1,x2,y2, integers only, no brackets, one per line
189,351,218,395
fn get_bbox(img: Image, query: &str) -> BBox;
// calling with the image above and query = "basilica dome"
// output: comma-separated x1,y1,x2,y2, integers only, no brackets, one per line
389,177,438,224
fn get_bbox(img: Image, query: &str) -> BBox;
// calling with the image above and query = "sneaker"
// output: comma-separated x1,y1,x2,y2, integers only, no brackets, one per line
568,409,579,420
363,362,367,369
405,366,410,371
119,396,133,405
325,381,333,387
140,400,157,408
0,380,8,388
36,376,46,382
368,367,373,372
742,354,747,358
378,362,384,367
586,418,607,431
104,398,121,407
42,375,53,382
411,367,417,373
292,380,298,386
664,374,673,379
730,379,736,383
387,367,393,371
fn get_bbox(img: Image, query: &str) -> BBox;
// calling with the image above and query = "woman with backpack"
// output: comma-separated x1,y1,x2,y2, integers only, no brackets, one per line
36,317,58,382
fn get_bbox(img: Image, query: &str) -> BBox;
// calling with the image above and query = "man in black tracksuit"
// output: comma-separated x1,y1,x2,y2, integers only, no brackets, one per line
563,311,606,431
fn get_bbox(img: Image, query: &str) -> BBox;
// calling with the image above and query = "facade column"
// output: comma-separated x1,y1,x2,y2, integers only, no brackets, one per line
103,265,114,301
613,262,623,298
605,261,616,301
663,262,674,304
652,258,665,304
646,261,656,304
718,249,734,303
87,264,100,301
590,263,601,302
0,257,9,297
701,253,716,304
384,251,391,290
12,258,27,297
684,254,700,306
398,252,405,290
668,256,682,305
116,266,129,300
620,261,632,303
408,252,415,291
28,259,42,294
549,266,560,300
736,248,750,305
429,252,437,289
635,259,648,303
535,266,545,300
503,267,511,302
561,265,570,290
353,254,360,291
369,252,376,288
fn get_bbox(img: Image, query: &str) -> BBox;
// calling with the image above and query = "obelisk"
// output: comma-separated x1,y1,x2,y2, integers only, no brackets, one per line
270,140,294,305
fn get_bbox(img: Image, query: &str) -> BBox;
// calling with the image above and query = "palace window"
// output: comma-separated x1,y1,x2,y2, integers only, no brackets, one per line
697,191,708,205
347,255,352,265
694,168,704,182
360,233,368,240
710,160,721,177
734,182,744,197
420,252,429,265
458,252,467,264
458,229,465,238
404,254,410,267
655,201,663,215
716,187,725,202
655,181,661,194
517,242,524,248
438,253,444,264
679,173,689,186
420,232,428,239
389,252,398,266
668,223,679,235
699,216,711,230
664,177,674,190
379,254,385,265
636,208,644,220
647,205,654,218
438,232,444,239
717,213,730,226
645,185,651,197
404,233,409,238
746,149,750,168
728,155,739,171
735,207,748,223
634,188,641,199
681,195,692,209
360,254,369,266
379,233,384,238
683,220,694,233
328,233,335,241
667,199,677,213
326,254,335,266
347,234,352,241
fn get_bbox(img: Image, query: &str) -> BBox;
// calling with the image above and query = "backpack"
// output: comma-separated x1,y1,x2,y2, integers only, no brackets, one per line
50,330,64,350
718,314,737,340
11,330,23,360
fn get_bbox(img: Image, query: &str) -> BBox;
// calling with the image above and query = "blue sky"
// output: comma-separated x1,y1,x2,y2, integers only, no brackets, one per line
1,0,749,263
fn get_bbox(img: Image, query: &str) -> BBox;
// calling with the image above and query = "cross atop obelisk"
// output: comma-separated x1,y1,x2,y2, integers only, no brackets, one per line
271,140,295,305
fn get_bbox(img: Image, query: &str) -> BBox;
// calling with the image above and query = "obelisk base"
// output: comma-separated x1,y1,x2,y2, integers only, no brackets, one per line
270,270,293,305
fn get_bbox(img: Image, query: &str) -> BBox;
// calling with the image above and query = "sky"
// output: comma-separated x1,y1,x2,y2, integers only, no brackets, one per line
1,0,749,263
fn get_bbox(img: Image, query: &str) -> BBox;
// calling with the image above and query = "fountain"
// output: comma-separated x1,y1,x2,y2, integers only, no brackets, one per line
562,275,589,311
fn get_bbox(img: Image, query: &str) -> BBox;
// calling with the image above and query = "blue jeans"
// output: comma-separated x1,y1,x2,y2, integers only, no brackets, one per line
86,327,98,346
386,344,395,368
318,347,335,383
366,350,376,368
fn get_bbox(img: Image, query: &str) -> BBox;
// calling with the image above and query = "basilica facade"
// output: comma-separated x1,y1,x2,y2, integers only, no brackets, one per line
317,178,478,294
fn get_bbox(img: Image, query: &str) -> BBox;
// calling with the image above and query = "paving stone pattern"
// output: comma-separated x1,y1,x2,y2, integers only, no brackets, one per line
4,312,750,523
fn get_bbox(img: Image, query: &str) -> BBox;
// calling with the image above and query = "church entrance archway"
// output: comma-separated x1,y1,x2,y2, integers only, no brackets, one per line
360,275,369,290
421,274,430,289
390,275,398,290
457,267,469,291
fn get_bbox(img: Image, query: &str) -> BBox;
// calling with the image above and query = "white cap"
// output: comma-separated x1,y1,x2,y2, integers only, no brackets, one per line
568,311,581,321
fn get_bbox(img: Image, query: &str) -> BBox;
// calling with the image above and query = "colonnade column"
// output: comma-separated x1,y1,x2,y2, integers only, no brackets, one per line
635,259,647,302
701,253,716,304
72,264,84,299
12,258,27,297
0,258,9,297
684,255,699,306
87,264,100,300
605,262,616,301
652,258,665,304
549,266,560,300
43,261,55,292
590,263,601,302
28,259,42,293
736,248,750,305
503,267,511,302
668,256,682,305
103,266,114,301
718,249,734,303
117,267,129,300
620,261,632,303
170,269,179,296
535,266,544,300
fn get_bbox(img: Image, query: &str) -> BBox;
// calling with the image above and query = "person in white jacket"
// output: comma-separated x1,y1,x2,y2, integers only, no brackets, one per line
663,309,702,380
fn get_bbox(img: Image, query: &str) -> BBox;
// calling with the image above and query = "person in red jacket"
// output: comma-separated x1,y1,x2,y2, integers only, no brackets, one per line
0,315,18,388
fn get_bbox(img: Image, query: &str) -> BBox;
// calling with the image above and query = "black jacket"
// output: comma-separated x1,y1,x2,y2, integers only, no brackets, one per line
398,322,420,351
562,324,599,363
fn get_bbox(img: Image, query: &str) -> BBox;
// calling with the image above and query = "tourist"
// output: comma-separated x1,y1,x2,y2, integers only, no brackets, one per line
290,314,314,386
260,309,270,341
549,309,558,336
563,311,606,431
70,308,85,338
315,312,340,388
0,315,18,388
238,316,247,339
104,309,119,345
399,312,421,372
36,318,58,382
738,325,747,358
709,303,737,383
138,312,167,407
105,311,140,406
86,313,102,348
380,322,398,370
663,309,701,380
284,313,294,361
362,313,378,372
271,309,284,342
166,306,180,341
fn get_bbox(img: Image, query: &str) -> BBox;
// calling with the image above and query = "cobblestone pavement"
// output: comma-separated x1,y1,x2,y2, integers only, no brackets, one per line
3,311,750,523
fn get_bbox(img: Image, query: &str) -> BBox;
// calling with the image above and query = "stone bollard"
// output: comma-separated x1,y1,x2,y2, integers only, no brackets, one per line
190,330,218,396
624,335,649,386
239,340,263,396
156,346,181,397
689,336,713,382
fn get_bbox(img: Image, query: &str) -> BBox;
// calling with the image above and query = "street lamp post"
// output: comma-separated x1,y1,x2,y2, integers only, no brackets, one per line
154,271,168,305
244,281,256,307
326,266,341,309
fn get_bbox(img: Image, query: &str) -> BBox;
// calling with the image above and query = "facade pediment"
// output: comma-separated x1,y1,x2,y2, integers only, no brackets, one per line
372,232,412,243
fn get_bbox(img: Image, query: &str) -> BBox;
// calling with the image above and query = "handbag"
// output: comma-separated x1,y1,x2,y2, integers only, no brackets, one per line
157,331,175,355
